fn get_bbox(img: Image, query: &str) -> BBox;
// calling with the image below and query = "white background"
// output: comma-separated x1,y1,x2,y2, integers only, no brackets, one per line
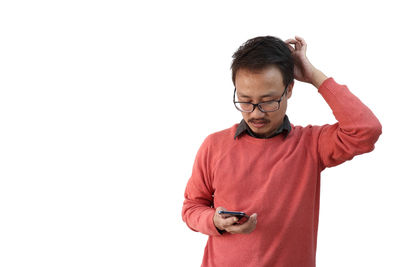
1,1,399,266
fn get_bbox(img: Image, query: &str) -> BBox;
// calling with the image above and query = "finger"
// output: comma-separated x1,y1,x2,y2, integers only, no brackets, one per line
216,207,235,219
215,207,227,216
286,43,295,53
285,39,297,53
216,207,226,212
226,213,257,234
214,207,234,231
286,39,302,51
285,38,296,44
285,39,298,46
225,220,254,234
295,35,305,44
225,223,244,234
295,36,307,50
248,213,257,225
221,216,238,228
244,213,257,227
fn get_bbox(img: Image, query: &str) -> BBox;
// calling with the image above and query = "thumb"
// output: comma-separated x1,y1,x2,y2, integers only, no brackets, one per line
216,207,227,212
249,213,258,224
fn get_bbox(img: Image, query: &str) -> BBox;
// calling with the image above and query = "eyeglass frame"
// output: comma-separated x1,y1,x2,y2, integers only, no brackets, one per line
233,84,289,113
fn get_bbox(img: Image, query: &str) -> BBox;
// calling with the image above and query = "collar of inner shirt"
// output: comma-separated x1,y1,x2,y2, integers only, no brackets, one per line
234,115,291,140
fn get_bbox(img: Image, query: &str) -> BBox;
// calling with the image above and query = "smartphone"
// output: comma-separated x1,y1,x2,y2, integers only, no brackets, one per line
218,210,249,224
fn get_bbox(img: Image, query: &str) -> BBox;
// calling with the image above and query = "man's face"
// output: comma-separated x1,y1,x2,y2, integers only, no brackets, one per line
235,66,293,138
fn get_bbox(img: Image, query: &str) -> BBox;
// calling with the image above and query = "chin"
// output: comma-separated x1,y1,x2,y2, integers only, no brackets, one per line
251,127,271,137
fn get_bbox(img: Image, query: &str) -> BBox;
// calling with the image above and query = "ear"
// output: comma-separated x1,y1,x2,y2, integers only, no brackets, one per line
286,81,294,99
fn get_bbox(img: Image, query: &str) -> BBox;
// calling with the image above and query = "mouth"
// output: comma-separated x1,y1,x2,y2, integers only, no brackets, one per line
249,120,269,129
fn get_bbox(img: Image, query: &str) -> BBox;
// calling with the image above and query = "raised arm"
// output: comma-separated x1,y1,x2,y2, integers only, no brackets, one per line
286,36,382,168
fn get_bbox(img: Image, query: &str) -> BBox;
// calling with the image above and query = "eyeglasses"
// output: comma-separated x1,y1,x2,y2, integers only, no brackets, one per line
233,85,288,113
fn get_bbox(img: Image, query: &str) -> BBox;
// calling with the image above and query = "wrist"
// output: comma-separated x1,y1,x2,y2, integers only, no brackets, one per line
310,68,328,89
213,215,225,234
216,227,226,234
214,222,226,234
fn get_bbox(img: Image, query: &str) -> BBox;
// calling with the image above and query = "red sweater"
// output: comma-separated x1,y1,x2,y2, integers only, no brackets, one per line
182,78,382,267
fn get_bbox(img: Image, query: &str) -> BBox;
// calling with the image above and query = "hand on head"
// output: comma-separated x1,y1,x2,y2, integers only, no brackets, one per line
285,36,316,84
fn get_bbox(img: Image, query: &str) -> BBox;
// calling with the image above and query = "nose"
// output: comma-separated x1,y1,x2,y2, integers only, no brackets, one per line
252,105,265,117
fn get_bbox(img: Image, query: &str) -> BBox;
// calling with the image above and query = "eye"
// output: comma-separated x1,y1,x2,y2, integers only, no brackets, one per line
237,96,251,102
261,99,275,104
236,102,254,112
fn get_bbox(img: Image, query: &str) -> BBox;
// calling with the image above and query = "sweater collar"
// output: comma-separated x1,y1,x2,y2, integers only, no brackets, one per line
234,115,291,140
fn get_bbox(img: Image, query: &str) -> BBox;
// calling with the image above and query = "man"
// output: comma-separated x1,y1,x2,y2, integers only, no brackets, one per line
182,35,382,267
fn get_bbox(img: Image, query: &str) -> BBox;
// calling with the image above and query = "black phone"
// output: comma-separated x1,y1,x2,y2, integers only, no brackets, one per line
218,210,249,224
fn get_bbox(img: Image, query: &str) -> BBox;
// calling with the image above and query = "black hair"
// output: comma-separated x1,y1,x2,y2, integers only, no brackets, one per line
231,36,294,87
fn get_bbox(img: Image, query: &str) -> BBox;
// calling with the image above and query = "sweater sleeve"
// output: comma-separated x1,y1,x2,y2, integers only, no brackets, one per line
182,135,221,236
317,78,382,169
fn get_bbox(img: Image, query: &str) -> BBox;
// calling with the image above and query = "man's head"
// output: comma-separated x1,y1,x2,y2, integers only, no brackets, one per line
231,36,294,138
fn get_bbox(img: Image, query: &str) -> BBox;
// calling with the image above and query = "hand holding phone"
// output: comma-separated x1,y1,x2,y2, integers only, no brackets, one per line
218,210,249,224
213,207,257,234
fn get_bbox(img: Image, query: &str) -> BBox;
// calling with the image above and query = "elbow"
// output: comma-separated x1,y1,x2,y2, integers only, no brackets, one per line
356,110,383,148
374,120,383,138
355,121,382,153
181,203,200,233
340,120,382,155
366,119,382,145
181,200,190,223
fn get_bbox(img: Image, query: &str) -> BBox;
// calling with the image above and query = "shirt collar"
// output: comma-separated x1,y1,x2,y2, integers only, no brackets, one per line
234,115,292,140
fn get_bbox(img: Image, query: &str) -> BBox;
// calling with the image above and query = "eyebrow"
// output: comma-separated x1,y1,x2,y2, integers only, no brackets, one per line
237,93,277,98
